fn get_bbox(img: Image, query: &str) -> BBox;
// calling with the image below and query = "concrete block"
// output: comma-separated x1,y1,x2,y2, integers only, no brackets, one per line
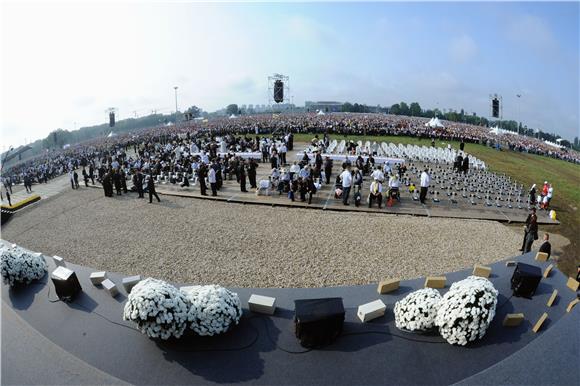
543,264,554,278
566,277,579,292
101,279,119,297
377,279,400,294
90,271,107,285
357,299,386,322
535,252,549,262
532,312,548,333
503,313,525,327
566,298,579,313
424,276,446,289
122,275,141,293
248,294,276,315
546,290,558,307
472,264,492,278
52,255,66,267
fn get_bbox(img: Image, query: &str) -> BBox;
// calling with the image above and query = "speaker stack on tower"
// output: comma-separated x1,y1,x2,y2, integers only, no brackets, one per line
273,80,284,103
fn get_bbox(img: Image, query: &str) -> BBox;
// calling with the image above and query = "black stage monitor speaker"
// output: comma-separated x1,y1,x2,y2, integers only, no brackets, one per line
492,98,499,118
274,80,284,103
51,266,82,302
510,262,541,298
109,112,115,127
294,297,345,348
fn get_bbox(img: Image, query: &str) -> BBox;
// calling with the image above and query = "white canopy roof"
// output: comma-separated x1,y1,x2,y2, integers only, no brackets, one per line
229,114,237,119
425,117,444,128
107,131,117,137
317,110,326,115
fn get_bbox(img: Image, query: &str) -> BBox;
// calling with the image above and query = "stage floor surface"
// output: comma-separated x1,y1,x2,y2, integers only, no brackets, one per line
2,248,578,385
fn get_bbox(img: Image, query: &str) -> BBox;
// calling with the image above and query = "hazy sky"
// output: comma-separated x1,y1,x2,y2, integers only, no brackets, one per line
1,1,579,149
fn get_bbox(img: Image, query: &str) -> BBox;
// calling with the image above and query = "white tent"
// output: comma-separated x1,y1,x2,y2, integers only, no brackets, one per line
425,117,444,128
107,131,117,138
317,110,326,116
229,114,237,119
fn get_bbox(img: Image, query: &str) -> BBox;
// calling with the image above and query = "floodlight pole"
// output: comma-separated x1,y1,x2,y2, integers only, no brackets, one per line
174,86,179,121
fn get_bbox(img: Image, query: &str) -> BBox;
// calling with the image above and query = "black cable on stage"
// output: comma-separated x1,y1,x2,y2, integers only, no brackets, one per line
341,330,446,344
257,316,313,354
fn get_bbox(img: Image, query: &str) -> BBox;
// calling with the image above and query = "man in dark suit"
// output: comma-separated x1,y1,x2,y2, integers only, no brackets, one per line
247,159,258,189
134,169,144,198
324,157,333,184
538,233,551,259
239,161,248,192
148,175,160,203
198,164,208,196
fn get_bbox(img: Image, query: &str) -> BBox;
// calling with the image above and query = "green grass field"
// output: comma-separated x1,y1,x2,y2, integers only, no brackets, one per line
294,133,580,276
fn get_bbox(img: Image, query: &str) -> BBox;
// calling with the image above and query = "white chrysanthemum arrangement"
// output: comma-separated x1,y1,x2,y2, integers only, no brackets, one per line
123,278,190,340
435,276,498,346
1,245,47,286
183,285,242,336
394,288,442,332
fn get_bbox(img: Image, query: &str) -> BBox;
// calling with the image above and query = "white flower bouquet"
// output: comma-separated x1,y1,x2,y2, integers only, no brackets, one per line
182,285,242,336
394,288,442,332
435,276,498,345
1,245,47,286
123,278,190,340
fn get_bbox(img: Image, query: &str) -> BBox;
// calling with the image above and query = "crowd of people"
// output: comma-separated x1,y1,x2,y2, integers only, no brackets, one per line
2,112,576,205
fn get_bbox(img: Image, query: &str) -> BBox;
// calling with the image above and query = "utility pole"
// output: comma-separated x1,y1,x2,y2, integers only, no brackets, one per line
516,94,521,134
174,86,179,122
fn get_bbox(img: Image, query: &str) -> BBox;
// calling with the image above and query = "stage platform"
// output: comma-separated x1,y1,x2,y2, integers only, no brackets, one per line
2,248,578,385
153,178,558,225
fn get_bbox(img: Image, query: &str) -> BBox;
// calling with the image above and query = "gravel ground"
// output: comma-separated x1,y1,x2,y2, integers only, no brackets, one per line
2,187,522,288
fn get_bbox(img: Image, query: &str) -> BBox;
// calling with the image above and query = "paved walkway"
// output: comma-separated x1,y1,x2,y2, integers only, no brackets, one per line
1,174,72,207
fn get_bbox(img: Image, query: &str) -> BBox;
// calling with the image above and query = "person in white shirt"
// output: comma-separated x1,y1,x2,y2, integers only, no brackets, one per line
388,174,400,200
420,169,430,204
340,166,352,205
208,166,217,196
289,161,300,180
368,178,383,209
371,166,385,182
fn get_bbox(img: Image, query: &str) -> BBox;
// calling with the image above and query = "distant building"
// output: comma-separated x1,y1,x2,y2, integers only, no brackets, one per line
305,101,343,113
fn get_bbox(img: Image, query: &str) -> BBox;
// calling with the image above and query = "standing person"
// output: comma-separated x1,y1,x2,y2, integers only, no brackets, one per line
89,164,95,185
69,170,75,190
324,157,333,184
528,184,537,206
4,186,11,206
279,142,287,165
120,169,128,193
247,159,258,189
520,207,537,252
523,210,538,254
239,161,248,192
198,163,208,196
113,170,122,195
147,175,161,203
420,168,430,204
462,154,469,174
102,171,113,197
270,152,279,170
340,166,352,205
82,167,89,187
73,170,80,189
208,165,217,196
135,169,144,198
